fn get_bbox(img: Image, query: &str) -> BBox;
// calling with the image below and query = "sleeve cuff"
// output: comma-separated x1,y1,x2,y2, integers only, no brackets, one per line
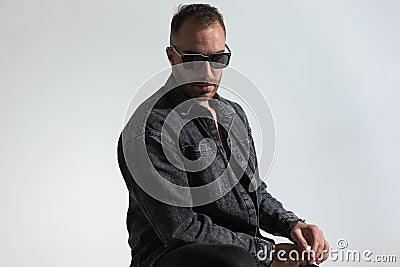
285,218,306,243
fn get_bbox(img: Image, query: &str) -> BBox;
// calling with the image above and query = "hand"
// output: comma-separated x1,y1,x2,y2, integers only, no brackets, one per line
270,243,301,267
290,221,330,265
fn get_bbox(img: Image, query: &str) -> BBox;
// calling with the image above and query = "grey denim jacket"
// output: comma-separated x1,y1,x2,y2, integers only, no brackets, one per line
117,74,301,266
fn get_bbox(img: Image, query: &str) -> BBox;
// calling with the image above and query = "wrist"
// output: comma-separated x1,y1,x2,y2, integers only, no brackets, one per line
289,218,306,240
290,219,306,229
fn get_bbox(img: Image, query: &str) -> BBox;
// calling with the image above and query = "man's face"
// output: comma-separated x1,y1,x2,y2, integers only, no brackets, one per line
166,18,226,99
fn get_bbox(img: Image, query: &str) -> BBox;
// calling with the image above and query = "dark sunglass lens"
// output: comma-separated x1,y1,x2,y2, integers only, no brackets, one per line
181,53,230,69
182,55,205,69
210,54,230,69
183,55,203,63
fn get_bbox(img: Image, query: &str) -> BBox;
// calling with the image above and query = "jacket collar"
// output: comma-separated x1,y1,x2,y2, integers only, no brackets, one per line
165,73,235,117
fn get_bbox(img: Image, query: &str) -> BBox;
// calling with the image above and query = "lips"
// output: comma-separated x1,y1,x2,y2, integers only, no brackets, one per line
195,83,215,92
195,82,215,87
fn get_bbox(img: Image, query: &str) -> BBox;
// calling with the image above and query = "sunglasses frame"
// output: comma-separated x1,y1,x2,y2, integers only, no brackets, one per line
169,44,232,69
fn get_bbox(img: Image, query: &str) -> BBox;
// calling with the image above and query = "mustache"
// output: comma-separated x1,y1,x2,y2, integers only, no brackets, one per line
193,79,219,85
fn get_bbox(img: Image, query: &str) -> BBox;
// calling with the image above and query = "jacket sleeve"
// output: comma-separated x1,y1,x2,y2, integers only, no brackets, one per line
233,102,302,241
258,181,302,241
120,131,274,266
248,128,301,240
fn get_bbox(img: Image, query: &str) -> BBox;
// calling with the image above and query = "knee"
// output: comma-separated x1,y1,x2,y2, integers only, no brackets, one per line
216,245,257,267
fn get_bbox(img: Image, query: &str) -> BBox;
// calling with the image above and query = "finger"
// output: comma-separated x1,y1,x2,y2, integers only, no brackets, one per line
314,234,329,264
300,251,308,266
315,239,329,264
300,244,313,264
319,240,330,263
310,240,319,264
293,229,309,251
315,239,324,264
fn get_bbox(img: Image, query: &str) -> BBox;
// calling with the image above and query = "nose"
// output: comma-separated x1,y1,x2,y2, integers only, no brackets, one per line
198,60,214,80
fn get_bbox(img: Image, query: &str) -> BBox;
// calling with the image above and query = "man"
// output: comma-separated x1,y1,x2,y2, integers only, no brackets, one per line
117,4,329,267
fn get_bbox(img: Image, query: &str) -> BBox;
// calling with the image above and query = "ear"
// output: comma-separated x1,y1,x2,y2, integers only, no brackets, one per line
166,47,174,66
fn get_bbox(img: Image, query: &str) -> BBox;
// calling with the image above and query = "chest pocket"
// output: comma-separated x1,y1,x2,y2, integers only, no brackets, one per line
180,139,219,174
181,141,223,186
182,141,217,161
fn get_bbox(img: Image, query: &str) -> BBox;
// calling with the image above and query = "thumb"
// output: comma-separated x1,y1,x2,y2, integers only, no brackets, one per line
292,230,309,251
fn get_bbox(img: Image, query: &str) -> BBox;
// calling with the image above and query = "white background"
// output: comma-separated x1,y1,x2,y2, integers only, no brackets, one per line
1,0,399,266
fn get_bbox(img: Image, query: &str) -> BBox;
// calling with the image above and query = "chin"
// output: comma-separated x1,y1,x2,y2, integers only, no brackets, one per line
201,91,217,98
183,84,218,99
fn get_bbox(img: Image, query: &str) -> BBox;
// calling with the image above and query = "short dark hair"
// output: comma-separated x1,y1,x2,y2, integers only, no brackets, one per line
170,4,226,41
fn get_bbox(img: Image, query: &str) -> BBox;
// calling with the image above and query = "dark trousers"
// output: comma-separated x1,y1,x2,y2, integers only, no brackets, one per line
154,243,258,267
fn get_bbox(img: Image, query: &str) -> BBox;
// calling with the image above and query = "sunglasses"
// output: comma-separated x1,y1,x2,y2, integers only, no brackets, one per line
169,44,231,70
